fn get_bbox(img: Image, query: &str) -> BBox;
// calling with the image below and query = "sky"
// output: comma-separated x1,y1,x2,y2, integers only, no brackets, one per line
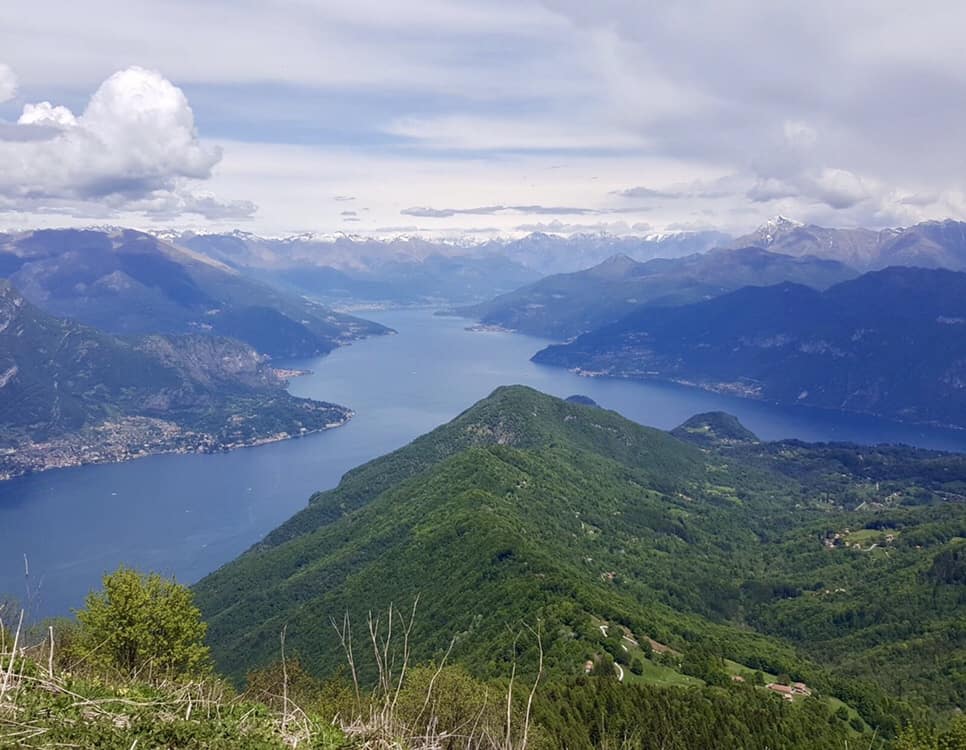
0,0,964,238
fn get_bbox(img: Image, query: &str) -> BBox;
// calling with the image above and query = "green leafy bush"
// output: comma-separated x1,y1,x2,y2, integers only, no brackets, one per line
75,566,211,680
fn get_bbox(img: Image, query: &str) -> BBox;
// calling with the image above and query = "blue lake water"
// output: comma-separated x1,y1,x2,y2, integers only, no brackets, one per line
3,307,966,620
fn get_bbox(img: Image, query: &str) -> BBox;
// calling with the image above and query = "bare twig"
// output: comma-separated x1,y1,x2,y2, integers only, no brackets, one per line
332,612,361,709
504,652,516,749
520,622,544,750
390,596,419,718
408,635,456,737
1,609,24,700
280,624,289,733
47,625,54,679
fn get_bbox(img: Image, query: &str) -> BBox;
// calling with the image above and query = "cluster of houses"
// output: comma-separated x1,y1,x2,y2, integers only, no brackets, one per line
586,622,815,701
765,681,812,701
824,528,896,551
732,674,813,700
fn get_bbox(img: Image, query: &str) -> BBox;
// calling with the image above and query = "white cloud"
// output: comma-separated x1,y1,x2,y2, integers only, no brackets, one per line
18,102,77,128
2,3,964,234
0,63,16,103
808,168,870,210
0,66,253,219
387,114,647,152
0,0,574,98
185,139,728,236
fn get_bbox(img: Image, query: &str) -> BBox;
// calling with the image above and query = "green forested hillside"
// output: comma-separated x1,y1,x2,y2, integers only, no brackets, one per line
533,266,966,429
195,386,966,741
0,282,351,478
455,247,855,339
0,228,390,358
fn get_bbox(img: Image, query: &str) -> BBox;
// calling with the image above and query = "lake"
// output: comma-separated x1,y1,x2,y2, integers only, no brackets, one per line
4,307,966,620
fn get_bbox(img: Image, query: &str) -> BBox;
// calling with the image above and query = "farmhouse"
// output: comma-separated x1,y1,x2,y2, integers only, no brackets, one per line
766,683,794,701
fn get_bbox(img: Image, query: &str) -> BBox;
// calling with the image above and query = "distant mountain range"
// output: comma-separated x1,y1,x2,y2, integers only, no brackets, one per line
734,216,966,271
195,386,965,726
487,230,731,275
15,218,966,334
171,231,542,306
534,266,966,428
0,228,390,358
0,282,351,479
163,229,729,305
454,247,857,340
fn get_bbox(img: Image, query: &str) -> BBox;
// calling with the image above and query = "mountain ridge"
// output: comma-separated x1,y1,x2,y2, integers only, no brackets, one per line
454,246,857,339
194,385,965,730
0,282,352,479
166,229,730,305
733,217,966,271
532,266,966,429
0,228,391,358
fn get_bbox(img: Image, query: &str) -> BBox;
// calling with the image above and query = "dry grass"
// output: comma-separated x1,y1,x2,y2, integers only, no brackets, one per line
330,600,544,750
1,602,546,750
0,608,339,748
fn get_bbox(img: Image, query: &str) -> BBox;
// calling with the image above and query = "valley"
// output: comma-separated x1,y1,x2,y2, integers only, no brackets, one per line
4,307,966,623
4,9,966,745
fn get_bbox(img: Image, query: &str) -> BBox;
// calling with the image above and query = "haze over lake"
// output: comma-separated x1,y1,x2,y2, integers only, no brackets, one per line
4,307,966,619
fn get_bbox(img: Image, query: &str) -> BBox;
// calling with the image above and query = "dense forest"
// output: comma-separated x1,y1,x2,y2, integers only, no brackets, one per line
8,568,960,749
190,387,965,746
533,266,966,430
3,387,962,747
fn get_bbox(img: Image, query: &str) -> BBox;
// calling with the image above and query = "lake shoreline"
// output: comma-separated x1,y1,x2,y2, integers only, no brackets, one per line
0,410,353,483
7,307,966,620
557,366,966,441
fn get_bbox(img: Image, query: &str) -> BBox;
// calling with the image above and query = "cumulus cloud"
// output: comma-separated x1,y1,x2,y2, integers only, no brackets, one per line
0,63,16,103
748,169,870,211
18,101,77,128
808,168,871,210
0,66,254,220
5,4,960,234
535,1,966,229
739,117,876,213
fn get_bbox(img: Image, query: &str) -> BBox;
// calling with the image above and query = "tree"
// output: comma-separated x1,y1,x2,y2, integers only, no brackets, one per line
76,566,210,680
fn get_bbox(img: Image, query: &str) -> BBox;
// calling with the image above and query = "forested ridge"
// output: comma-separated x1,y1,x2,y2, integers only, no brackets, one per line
191,387,966,745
